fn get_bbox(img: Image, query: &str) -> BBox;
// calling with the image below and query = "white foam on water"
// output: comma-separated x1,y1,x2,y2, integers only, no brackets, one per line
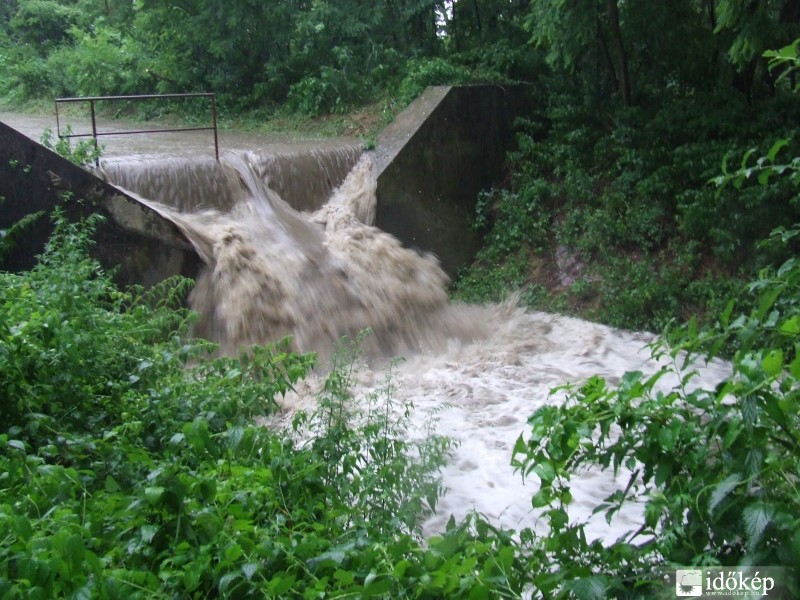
108,150,731,541
277,305,731,542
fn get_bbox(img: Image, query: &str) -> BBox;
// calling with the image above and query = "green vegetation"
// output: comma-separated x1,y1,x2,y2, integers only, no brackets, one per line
3,1,800,597
0,0,523,119
454,92,800,332
2,196,798,598
40,126,104,166
0,213,526,598
511,223,800,596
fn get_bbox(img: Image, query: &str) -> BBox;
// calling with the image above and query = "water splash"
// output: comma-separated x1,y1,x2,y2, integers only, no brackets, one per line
104,149,731,541
105,152,490,360
99,144,362,213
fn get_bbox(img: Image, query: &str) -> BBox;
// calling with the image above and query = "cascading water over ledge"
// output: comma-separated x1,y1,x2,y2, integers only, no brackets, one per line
105,151,494,362
102,148,731,543
0,92,731,543
98,144,363,214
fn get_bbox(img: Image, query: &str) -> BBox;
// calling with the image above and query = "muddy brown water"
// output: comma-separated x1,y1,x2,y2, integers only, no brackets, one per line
1,109,732,543
0,110,360,161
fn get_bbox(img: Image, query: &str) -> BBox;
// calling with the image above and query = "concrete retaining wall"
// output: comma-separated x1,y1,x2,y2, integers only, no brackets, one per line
1,84,528,286
371,84,528,278
0,120,200,287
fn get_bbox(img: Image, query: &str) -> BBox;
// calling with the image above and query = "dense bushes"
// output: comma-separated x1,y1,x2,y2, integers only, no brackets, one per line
4,211,798,597
0,213,528,598
0,0,525,115
455,86,800,333
512,225,800,596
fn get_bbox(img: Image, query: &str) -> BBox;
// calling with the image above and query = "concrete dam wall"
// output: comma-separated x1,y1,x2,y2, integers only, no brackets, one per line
0,85,527,285
0,119,201,287
371,84,526,278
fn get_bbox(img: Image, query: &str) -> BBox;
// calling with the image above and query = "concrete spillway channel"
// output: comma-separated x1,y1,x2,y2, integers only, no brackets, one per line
0,85,528,287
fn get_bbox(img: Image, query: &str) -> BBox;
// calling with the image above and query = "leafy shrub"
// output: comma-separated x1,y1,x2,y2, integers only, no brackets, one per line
395,57,480,105
8,0,80,48
456,83,800,331
511,225,800,596
40,126,104,167
295,335,453,536
45,26,145,98
286,46,373,116
0,43,50,100
0,213,527,598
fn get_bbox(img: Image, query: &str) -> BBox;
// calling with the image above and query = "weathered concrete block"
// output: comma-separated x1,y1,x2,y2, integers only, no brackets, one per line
1,84,529,288
0,120,200,287
370,84,530,279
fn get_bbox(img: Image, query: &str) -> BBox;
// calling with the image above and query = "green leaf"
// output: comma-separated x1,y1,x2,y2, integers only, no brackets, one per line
720,299,735,327
333,569,355,585
469,585,491,600
242,563,259,581
789,354,800,379
140,524,158,543
533,461,556,483
218,573,239,594
104,475,120,493
756,286,782,320
7,439,26,452
762,394,789,429
743,503,773,550
766,139,789,162
268,574,296,595
657,426,676,452
654,461,672,486
708,473,741,514
567,576,608,600
740,148,756,169
779,315,799,335
225,543,243,562
144,486,165,505
363,576,392,596
761,349,784,376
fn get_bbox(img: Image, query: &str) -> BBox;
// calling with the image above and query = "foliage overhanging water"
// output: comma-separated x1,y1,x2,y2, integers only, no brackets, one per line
102,151,731,540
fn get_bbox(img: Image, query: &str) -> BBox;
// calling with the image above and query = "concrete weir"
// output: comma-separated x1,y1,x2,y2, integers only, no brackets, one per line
0,119,201,286
372,84,526,278
0,84,526,285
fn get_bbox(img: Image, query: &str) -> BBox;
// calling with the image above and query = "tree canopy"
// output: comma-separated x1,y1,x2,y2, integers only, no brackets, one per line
1,0,798,113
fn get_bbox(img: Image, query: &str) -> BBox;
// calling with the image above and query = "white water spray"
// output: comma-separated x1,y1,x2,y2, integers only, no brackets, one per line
103,151,731,541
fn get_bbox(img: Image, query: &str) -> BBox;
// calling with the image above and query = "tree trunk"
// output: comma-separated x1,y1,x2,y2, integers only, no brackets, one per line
779,0,800,22
472,0,483,33
707,0,717,30
597,19,619,93
606,0,632,107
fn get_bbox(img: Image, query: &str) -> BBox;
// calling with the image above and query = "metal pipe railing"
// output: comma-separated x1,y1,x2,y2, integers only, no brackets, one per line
55,93,219,165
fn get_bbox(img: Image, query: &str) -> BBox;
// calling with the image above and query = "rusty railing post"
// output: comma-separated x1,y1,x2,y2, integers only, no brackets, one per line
53,93,219,162
90,99,99,166
55,99,61,139
211,94,219,161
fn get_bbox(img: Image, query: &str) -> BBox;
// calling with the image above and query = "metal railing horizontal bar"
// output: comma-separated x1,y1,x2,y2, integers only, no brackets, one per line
55,93,216,103
54,93,219,164
63,126,217,138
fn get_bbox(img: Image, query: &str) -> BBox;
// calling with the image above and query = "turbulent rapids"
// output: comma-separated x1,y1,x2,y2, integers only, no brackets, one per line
101,151,730,539
104,152,490,360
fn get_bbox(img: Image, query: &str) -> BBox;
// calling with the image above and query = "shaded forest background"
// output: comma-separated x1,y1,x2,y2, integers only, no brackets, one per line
2,0,800,331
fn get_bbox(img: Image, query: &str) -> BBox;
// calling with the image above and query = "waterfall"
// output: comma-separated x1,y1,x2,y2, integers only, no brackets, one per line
101,150,730,540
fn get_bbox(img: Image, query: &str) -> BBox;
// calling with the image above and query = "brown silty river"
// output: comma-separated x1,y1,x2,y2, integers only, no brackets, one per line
1,109,731,541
